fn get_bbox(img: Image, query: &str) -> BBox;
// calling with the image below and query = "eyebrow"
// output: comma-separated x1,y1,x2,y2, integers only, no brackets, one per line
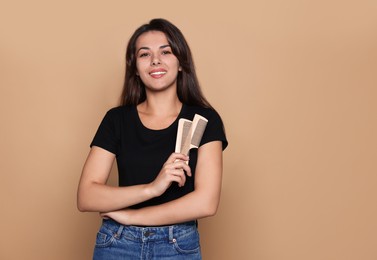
137,44,171,53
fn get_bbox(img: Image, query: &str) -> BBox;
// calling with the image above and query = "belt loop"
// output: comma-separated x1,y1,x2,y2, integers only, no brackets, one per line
115,224,124,239
169,226,174,242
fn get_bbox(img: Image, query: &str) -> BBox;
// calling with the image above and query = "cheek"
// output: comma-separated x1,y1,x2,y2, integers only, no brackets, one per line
175,59,181,71
135,61,147,76
172,59,181,71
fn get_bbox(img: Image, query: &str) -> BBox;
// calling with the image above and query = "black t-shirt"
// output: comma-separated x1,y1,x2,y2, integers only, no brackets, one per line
90,104,228,209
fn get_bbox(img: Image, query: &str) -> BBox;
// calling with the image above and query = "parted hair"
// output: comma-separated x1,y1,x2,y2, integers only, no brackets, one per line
120,18,212,109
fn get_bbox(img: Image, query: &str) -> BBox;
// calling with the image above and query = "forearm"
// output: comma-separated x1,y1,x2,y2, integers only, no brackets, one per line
78,148,191,213
128,189,220,226
77,182,154,212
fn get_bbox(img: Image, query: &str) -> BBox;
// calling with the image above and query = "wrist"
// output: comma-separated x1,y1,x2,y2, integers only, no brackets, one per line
144,183,158,198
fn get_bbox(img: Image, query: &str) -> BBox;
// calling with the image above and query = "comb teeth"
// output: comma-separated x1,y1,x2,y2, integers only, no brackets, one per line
191,118,207,147
181,120,192,151
175,119,192,153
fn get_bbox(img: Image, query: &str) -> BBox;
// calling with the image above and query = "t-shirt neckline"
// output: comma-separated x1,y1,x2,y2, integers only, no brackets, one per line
134,103,185,132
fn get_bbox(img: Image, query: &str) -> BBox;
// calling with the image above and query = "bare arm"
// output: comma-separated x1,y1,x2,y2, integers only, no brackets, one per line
77,146,191,212
102,141,223,226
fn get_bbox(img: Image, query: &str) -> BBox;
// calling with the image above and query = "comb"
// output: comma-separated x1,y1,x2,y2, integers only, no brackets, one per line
175,118,192,153
180,114,208,156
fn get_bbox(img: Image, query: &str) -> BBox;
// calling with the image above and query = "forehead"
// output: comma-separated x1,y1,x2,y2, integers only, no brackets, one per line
136,31,169,49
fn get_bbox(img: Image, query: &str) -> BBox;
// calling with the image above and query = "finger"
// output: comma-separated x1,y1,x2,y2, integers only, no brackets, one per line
173,161,192,177
166,153,189,164
173,169,186,185
166,168,186,186
100,212,110,219
164,161,191,178
169,173,186,187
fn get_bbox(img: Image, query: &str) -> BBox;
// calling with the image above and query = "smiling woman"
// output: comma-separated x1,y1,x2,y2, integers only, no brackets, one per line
77,18,228,259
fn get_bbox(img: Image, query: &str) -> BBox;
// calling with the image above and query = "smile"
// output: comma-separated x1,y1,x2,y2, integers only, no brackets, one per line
150,71,167,76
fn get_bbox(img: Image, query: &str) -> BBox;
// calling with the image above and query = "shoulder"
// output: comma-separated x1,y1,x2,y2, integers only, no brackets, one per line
103,105,134,120
97,105,135,130
106,105,133,115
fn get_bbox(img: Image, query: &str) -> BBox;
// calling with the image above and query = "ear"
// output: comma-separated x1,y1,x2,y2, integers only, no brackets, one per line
178,66,182,72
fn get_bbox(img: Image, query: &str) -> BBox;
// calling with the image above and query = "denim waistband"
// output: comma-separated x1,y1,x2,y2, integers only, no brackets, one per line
101,219,197,242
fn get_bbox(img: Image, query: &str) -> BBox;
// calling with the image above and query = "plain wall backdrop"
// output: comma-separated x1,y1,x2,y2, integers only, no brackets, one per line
1,0,376,259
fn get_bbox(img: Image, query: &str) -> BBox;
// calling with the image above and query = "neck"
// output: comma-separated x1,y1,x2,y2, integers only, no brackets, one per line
139,91,182,116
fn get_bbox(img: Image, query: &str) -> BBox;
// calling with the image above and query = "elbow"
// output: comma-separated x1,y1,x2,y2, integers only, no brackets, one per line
201,200,219,218
77,188,106,212
77,203,87,212
77,199,98,212
195,191,221,218
77,197,89,212
77,183,97,212
77,189,93,212
205,205,218,217
77,199,102,212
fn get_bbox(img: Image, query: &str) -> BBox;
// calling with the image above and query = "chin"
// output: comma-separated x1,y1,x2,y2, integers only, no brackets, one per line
145,84,177,93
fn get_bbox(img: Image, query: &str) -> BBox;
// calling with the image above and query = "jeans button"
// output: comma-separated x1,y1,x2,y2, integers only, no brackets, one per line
144,231,154,237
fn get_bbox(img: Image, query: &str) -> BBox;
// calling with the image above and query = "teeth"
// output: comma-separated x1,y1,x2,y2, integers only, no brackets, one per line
150,71,166,75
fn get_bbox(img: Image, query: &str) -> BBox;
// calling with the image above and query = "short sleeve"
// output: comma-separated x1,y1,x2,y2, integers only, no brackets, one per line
200,110,228,150
90,109,120,155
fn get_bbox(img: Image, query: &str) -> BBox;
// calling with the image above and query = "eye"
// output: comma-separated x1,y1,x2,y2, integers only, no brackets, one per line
139,52,149,58
161,50,172,55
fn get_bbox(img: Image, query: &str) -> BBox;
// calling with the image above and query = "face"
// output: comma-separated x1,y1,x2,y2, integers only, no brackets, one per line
135,31,181,93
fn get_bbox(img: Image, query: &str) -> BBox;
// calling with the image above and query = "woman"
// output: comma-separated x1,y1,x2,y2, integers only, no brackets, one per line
77,18,228,259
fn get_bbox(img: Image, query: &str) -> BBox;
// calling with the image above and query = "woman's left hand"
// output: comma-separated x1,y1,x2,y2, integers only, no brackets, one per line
100,209,134,225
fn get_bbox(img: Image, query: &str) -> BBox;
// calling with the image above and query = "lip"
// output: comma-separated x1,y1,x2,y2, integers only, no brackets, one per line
149,68,167,78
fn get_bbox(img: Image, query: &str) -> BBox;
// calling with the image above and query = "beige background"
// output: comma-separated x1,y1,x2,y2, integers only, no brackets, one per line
1,0,376,259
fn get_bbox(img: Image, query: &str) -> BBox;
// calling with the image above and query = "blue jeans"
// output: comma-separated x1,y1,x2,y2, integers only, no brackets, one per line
93,219,202,259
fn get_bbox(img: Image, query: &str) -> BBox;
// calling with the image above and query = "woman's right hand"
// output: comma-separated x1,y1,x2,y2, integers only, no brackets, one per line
148,153,191,197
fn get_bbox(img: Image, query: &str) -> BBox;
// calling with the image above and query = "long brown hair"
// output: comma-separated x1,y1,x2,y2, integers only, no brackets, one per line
120,18,213,109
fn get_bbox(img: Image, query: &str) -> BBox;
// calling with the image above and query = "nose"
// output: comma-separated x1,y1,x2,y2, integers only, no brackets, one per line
151,54,161,66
